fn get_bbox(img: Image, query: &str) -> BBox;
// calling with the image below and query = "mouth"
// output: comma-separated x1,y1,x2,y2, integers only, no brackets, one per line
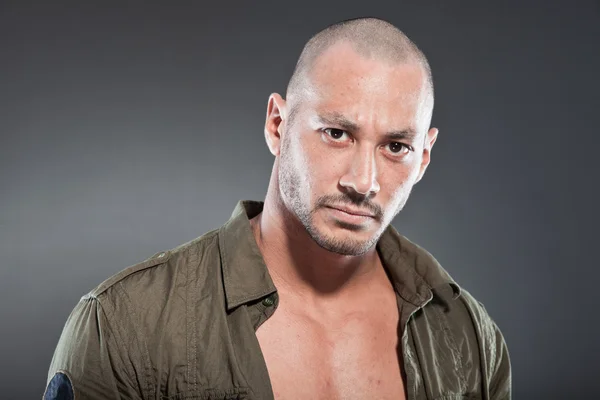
325,205,376,218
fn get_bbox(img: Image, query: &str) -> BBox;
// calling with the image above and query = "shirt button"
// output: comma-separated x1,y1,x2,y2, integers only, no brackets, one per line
262,295,275,307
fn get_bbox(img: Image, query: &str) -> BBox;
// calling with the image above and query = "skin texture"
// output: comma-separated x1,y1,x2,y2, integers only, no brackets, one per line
251,40,437,399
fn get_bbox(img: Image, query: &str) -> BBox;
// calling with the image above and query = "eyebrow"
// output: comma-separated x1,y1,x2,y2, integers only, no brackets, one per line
317,111,418,141
317,112,360,132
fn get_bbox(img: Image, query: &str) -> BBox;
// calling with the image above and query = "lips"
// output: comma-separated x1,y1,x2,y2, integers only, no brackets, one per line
326,205,375,218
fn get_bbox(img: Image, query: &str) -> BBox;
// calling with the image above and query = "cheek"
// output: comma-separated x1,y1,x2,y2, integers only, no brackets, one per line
384,177,409,199
299,137,342,188
283,139,325,204
285,136,310,177
379,164,418,201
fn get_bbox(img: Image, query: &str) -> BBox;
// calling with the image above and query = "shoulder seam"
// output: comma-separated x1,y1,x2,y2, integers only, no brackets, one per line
89,254,170,298
88,229,220,298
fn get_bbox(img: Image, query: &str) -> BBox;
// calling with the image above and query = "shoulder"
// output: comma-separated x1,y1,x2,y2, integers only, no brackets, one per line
453,287,509,365
456,288,498,332
77,228,223,331
87,228,220,302
46,229,224,398
391,230,511,378
457,289,511,368
458,289,512,397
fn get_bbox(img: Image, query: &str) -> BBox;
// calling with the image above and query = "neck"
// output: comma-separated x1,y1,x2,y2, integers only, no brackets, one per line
250,173,383,301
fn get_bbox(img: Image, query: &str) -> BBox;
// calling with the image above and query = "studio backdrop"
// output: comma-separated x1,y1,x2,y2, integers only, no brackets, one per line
1,2,599,399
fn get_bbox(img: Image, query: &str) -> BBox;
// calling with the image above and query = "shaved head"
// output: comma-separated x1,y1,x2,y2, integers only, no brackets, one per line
286,17,434,122
262,17,440,256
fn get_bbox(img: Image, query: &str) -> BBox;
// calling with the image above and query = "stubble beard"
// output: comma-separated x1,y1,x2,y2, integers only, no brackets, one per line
278,138,406,256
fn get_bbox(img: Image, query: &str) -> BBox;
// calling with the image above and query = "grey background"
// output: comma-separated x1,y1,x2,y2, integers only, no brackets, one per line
1,1,599,398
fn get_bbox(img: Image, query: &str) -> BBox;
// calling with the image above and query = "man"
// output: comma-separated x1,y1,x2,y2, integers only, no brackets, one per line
45,17,511,400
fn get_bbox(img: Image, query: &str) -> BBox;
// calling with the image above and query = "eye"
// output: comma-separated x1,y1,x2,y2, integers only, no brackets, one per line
323,128,348,141
386,142,412,156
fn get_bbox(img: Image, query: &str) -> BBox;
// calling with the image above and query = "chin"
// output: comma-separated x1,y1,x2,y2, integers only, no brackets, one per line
308,221,380,256
318,235,376,256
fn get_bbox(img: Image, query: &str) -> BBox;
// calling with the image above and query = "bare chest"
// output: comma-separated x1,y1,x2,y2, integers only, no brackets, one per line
255,300,406,400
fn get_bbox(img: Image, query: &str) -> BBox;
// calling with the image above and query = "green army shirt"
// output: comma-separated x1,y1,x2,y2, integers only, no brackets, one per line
45,200,511,400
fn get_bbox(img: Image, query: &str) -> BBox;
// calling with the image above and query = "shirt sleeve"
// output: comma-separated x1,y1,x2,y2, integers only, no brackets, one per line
459,290,512,399
486,317,511,400
44,295,144,400
472,300,511,400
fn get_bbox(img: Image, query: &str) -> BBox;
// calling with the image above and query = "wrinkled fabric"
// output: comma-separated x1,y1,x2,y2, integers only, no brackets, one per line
45,200,511,399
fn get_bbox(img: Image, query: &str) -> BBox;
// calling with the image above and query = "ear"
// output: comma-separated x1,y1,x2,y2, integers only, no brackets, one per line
414,127,438,184
264,93,287,156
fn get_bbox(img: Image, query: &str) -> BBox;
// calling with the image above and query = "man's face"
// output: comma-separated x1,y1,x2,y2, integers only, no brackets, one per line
276,42,436,256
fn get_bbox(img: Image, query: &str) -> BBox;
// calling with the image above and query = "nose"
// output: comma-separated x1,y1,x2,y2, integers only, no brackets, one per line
339,145,381,197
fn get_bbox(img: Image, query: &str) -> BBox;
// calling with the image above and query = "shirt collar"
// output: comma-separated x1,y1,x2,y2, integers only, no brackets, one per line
218,200,277,311
219,200,460,311
376,222,461,305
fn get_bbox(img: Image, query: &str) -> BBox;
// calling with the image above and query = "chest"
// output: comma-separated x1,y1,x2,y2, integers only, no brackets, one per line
255,300,406,400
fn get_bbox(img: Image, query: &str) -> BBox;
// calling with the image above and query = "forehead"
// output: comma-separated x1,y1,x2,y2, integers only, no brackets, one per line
302,42,431,129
